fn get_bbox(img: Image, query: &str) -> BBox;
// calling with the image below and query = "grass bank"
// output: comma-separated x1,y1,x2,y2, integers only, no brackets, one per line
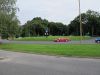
0,44,100,58
15,36,91,41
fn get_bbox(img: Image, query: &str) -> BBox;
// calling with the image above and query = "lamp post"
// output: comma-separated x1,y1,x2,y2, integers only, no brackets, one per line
78,0,82,43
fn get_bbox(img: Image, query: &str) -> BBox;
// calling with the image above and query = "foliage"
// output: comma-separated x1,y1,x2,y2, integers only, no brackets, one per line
0,0,17,13
0,0,19,39
68,10,100,36
20,10,100,37
21,17,68,37
15,36,91,41
0,44,100,57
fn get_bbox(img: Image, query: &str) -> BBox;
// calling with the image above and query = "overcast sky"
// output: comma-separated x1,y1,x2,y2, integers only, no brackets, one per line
16,0,100,25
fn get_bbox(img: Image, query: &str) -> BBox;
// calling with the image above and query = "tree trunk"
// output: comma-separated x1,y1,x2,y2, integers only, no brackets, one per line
92,26,94,36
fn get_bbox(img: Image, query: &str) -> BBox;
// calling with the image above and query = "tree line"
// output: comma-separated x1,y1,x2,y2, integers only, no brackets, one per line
69,10,100,36
0,0,100,39
20,17,68,37
21,10,100,37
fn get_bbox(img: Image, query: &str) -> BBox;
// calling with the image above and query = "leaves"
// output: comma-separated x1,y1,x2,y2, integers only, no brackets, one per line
21,17,68,37
68,10,100,36
0,0,19,39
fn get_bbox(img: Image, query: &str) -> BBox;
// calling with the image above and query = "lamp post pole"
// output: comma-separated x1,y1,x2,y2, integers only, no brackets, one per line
78,0,82,43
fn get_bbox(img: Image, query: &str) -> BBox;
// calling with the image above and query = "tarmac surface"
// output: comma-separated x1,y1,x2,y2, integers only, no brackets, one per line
0,38,96,44
0,50,100,75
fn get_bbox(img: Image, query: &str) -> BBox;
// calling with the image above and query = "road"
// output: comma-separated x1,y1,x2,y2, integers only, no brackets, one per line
0,50,100,75
1,38,96,44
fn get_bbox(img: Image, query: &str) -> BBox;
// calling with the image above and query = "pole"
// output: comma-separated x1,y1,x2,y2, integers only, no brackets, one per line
0,13,1,40
78,0,82,43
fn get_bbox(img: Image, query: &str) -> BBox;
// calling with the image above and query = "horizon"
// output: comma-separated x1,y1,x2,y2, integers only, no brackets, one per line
16,0,100,25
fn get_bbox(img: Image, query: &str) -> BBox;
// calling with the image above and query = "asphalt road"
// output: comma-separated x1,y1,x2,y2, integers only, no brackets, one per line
0,38,96,44
0,50,100,75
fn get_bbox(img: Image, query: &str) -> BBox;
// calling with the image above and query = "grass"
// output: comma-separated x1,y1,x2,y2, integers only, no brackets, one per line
0,44,100,58
15,36,91,41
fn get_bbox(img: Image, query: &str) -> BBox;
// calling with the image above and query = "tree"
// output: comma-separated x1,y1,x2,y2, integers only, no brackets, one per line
68,10,100,36
86,10,100,36
0,0,18,13
21,17,68,37
0,0,19,39
21,17,46,37
48,22,68,36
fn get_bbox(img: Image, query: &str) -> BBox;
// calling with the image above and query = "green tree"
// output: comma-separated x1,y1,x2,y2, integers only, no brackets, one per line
21,17,68,37
0,0,19,39
21,17,46,37
0,0,17,13
68,10,100,36
86,10,100,36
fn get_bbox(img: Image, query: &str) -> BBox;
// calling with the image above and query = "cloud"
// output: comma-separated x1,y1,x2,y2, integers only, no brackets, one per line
16,0,100,25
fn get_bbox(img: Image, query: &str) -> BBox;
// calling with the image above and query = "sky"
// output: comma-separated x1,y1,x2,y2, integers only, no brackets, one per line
16,0,100,25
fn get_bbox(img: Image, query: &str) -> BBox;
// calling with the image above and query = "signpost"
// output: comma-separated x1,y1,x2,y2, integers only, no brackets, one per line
45,27,48,38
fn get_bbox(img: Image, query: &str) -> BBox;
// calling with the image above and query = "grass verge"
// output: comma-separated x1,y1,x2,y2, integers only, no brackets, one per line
15,36,91,41
0,44,100,58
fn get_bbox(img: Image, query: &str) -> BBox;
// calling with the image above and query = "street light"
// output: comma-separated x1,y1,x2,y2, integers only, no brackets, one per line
78,0,82,43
